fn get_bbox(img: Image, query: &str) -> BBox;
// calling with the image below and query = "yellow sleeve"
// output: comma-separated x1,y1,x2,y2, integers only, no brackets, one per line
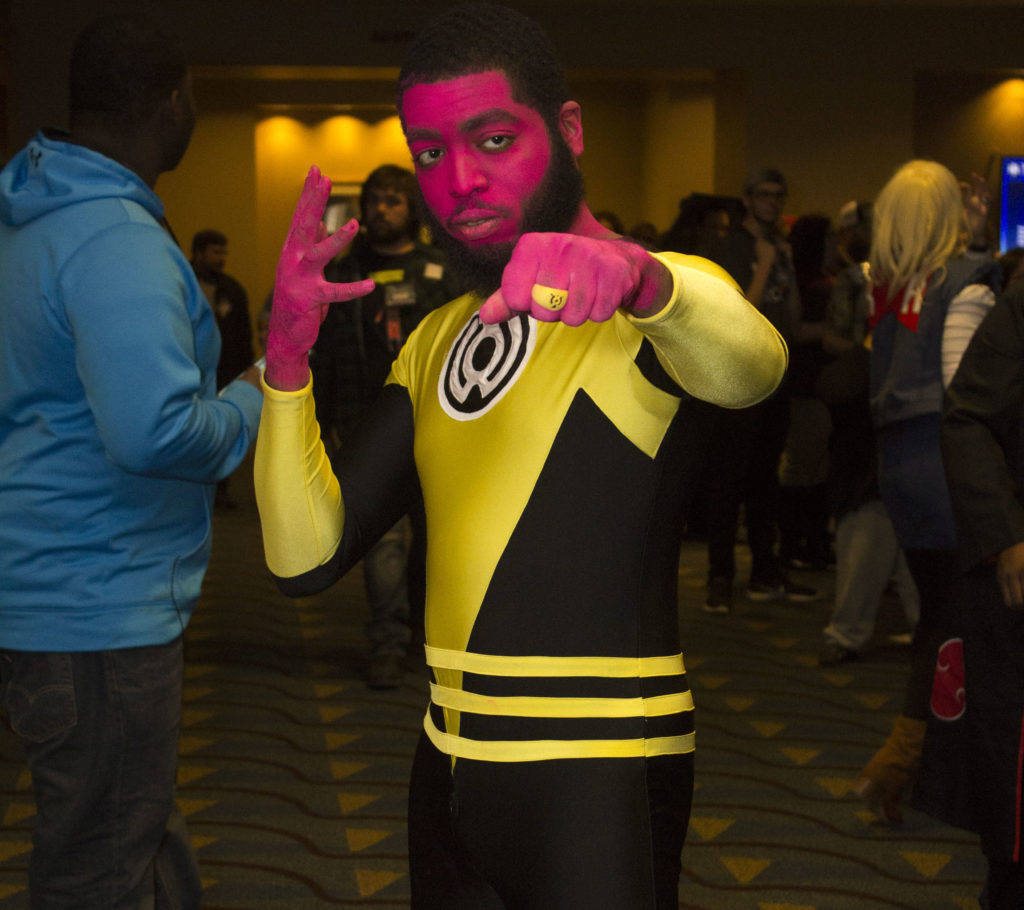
628,252,788,408
253,375,344,579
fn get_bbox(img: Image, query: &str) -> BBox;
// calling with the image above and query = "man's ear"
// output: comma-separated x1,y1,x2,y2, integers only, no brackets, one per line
557,101,583,158
156,89,180,128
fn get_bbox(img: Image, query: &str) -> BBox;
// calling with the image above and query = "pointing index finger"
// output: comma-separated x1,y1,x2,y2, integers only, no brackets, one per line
479,289,513,324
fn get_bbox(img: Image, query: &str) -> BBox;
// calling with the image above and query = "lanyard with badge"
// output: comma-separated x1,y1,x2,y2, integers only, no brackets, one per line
370,269,417,353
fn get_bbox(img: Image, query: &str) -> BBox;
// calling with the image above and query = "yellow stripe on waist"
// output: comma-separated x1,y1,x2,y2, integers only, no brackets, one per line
425,645,686,678
423,647,693,762
423,711,695,762
430,683,693,718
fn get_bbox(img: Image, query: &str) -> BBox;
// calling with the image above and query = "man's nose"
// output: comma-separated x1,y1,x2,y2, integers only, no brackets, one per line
449,153,488,197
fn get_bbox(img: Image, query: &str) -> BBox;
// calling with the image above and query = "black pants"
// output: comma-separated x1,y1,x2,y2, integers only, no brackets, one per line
901,548,961,720
705,391,790,582
407,733,693,909
983,859,1024,909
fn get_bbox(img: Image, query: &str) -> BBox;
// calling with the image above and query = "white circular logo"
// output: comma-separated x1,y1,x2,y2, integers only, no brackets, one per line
439,313,536,420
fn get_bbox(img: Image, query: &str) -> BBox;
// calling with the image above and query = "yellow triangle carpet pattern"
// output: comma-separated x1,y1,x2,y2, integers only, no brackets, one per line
0,460,987,908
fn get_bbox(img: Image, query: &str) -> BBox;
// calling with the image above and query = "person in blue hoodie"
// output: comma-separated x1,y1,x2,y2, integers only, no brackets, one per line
0,15,262,907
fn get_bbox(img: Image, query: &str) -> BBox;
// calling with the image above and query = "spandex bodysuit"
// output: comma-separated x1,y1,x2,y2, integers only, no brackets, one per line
255,252,786,908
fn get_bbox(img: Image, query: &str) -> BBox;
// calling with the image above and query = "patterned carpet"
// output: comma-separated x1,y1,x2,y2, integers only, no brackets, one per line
0,459,988,908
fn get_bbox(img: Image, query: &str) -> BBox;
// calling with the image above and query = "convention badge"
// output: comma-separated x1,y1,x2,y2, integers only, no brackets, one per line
384,282,417,308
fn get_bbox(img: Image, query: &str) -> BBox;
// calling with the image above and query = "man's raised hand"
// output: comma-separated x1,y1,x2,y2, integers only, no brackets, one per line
265,166,375,390
478,233,672,326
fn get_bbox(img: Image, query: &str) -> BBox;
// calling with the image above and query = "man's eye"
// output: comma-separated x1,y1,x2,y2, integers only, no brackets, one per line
481,135,513,152
415,148,443,167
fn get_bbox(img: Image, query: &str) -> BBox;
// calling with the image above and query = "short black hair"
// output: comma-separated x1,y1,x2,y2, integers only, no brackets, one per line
743,166,788,195
70,14,187,127
396,3,571,131
191,229,227,256
361,164,420,235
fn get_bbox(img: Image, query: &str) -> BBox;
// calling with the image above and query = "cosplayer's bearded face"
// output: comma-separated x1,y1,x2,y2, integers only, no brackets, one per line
403,70,584,294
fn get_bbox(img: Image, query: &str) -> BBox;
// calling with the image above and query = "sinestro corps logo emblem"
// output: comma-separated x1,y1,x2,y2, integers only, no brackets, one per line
439,313,536,420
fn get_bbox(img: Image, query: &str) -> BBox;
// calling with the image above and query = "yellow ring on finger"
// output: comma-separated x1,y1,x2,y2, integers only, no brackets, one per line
531,284,569,312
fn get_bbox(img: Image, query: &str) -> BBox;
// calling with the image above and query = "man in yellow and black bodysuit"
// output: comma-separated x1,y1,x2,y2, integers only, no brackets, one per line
254,5,788,908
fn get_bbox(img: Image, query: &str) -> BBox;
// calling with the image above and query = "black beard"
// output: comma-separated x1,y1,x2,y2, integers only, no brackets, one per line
419,134,585,298
365,217,414,248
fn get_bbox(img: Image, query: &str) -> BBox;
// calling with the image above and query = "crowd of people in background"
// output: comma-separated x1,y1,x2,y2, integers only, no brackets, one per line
607,160,1024,906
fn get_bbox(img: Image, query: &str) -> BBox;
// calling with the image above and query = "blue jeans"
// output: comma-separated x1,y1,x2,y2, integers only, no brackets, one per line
0,637,200,909
877,414,957,551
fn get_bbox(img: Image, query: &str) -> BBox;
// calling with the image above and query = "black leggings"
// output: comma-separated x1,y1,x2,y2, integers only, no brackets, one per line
901,548,961,720
407,733,694,909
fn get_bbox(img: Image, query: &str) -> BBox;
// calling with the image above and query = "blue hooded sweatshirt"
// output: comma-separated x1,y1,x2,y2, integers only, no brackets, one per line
0,133,263,651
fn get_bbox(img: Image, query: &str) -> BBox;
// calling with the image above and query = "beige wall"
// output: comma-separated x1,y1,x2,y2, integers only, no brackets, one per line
561,73,718,236
159,108,259,317
570,79,648,228
252,114,412,311
742,65,916,221
915,72,1024,183
642,79,716,235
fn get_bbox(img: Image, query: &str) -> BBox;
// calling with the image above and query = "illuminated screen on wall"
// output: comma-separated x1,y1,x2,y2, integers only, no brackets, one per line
1000,157,1024,253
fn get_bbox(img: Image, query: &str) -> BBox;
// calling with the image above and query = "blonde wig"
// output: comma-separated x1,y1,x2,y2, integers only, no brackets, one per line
869,159,964,298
